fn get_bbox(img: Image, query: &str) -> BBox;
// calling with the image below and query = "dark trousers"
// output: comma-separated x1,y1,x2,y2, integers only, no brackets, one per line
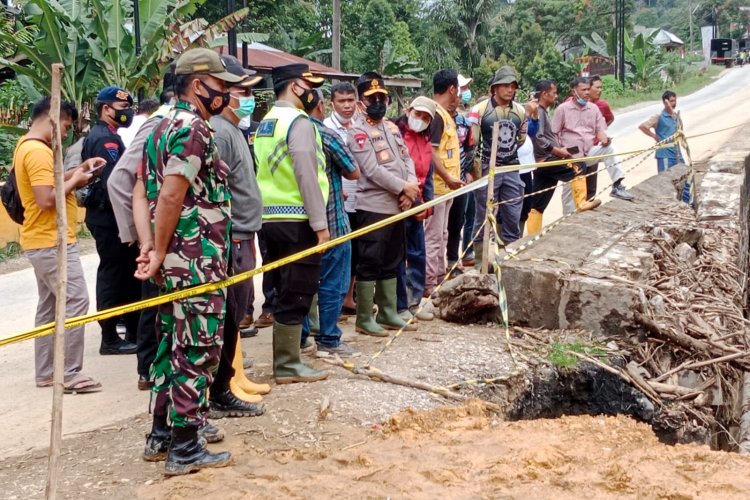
520,172,534,223
136,280,159,377
531,163,577,213
462,192,476,256
396,216,426,312
87,223,141,344
446,192,468,263
251,231,276,316
261,221,321,325
212,237,256,393
348,211,358,275
584,163,598,200
355,210,405,281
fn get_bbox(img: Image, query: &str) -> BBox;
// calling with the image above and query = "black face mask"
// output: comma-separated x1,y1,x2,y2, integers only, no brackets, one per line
295,84,319,112
197,80,230,116
114,108,134,128
366,100,387,121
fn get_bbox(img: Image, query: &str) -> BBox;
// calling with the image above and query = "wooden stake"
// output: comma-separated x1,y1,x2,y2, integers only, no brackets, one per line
45,63,67,500
481,122,500,274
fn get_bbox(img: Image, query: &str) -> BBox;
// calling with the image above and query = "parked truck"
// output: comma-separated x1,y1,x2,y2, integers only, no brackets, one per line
710,38,734,67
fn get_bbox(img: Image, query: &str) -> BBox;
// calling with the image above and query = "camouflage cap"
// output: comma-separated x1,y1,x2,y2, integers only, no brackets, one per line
174,48,244,83
489,66,518,87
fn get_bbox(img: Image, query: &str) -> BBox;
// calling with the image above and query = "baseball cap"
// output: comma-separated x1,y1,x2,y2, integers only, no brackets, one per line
96,86,133,105
458,74,473,88
221,55,263,87
271,63,324,88
356,72,388,97
174,48,245,83
489,66,518,87
409,96,436,119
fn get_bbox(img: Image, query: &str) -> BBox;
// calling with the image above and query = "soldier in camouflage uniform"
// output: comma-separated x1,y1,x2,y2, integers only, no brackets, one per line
133,48,244,476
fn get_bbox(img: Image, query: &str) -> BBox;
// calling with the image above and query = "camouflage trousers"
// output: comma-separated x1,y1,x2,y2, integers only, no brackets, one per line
150,291,226,428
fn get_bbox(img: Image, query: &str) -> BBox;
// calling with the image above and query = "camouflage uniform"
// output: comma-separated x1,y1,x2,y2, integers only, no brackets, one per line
142,100,231,428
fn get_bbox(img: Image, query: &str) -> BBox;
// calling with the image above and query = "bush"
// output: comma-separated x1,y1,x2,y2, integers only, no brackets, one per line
600,74,626,97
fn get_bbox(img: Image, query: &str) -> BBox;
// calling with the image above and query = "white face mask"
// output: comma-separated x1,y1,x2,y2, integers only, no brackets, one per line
333,110,351,125
408,115,428,133
239,116,252,130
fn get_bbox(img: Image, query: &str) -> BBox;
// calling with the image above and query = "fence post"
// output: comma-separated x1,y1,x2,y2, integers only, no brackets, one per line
45,63,67,500
481,122,500,274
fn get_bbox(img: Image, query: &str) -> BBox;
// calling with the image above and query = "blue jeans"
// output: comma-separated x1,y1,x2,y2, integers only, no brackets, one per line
657,157,691,204
397,217,426,313
462,192,476,256
302,241,351,348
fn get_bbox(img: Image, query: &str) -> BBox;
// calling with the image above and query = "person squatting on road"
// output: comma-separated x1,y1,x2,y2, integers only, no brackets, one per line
254,63,331,384
347,72,420,337
553,77,609,215
526,80,601,235
134,48,242,476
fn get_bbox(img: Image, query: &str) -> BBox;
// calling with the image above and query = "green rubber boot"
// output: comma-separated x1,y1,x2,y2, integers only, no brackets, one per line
307,293,320,334
355,281,387,337
375,278,417,331
272,322,328,384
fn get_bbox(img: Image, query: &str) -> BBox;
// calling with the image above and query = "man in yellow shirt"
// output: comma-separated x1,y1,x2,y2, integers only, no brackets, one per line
15,97,104,392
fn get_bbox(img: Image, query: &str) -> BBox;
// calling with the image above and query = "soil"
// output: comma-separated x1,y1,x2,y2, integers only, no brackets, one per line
0,236,96,275
4,399,750,499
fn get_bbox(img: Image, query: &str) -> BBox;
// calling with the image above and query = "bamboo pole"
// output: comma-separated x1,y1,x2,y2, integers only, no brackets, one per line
481,122,500,274
45,63,67,500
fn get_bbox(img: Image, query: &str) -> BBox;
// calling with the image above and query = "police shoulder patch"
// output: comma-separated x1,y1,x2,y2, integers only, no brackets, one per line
354,131,368,150
256,119,277,138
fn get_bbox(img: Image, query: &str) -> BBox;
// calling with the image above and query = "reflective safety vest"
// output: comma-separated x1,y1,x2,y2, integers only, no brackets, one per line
254,105,328,220
433,104,461,196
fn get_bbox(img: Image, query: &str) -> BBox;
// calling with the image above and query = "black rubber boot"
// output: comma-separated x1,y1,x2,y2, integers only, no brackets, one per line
164,426,233,476
198,421,225,443
209,389,266,418
143,413,171,462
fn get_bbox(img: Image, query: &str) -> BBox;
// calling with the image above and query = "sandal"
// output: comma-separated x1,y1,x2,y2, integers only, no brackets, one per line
63,373,102,394
36,379,53,388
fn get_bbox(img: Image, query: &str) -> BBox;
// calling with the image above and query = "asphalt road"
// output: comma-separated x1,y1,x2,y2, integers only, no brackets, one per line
1,65,749,458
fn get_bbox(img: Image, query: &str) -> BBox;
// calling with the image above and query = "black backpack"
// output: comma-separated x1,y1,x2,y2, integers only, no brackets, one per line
1,167,25,225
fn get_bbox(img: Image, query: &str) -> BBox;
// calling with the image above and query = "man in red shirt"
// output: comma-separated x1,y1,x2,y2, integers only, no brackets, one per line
587,75,634,201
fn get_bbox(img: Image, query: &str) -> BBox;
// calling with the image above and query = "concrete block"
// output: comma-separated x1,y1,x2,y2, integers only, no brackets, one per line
558,275,645,334
698,171,743,221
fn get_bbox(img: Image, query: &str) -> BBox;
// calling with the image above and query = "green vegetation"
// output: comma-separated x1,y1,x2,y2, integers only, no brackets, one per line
607,65,723,110
0,241,22,263
548,340,607,369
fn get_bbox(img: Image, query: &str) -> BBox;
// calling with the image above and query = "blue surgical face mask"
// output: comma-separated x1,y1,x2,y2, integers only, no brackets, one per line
461,89,472,104
232,96,256,119
574,90,586,106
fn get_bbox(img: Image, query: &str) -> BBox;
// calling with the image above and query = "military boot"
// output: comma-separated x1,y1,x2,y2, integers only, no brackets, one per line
164,426,233,476
375,278,417,331
355,280,387,337
143,413,171,462
273,322,328,384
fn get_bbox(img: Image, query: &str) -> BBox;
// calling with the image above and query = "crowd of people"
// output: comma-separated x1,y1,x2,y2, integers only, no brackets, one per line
11,47,686,476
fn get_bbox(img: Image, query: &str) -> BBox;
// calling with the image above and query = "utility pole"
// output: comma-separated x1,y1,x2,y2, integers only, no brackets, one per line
332,0,341,70
617,0,626,84
227,0,237,57
133,0,143,102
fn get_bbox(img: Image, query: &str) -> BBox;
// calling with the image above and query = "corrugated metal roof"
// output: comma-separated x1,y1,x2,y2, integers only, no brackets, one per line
214,45,421,88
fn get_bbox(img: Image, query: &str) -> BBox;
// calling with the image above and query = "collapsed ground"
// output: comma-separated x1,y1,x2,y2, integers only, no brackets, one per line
4,163,750,497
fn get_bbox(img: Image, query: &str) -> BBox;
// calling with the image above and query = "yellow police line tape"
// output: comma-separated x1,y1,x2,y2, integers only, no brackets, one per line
0,123,741,348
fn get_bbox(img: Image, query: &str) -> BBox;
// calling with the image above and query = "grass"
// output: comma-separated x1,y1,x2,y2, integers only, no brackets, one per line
76,224,92,240
608,65,724,111
548,340,608,369
0,241,22,263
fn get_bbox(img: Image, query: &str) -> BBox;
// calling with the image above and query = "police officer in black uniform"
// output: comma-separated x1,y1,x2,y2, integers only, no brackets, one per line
81,86,140,355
